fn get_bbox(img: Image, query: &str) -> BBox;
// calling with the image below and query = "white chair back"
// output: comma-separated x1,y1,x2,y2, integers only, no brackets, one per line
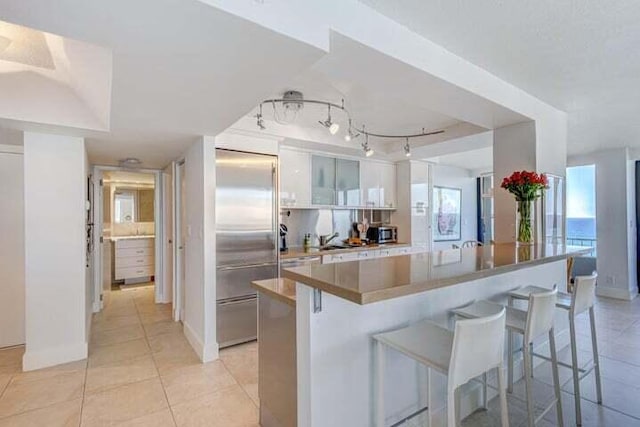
449,307,506,390
572,273,598,315
525,286,558,343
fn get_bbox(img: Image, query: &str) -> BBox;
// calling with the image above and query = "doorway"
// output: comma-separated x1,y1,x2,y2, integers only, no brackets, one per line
92,166,167,311
174,160,186,322
0,146,24,348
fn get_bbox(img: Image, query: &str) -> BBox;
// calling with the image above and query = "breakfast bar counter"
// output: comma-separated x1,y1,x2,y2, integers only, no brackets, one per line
256,243,589,427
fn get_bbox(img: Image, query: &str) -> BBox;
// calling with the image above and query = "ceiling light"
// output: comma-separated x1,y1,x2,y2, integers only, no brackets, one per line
404,138,411,157
344,133,351,142
319,105,339,135
119,158,142,168
255,104,266,130
362,135,374,157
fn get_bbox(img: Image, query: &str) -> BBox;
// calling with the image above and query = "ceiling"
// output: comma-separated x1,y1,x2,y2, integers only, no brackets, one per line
359,0,640,156
1,0,325,168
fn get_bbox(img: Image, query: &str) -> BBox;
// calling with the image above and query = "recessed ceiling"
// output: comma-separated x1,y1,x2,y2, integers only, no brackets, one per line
1,0,326,169
359,0,640,156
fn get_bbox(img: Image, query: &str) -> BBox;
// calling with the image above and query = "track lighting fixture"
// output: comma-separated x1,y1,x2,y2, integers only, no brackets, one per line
256,92,445,152
319,105,340,135
256,104,266,130
362,134,374,157
403,138,411,157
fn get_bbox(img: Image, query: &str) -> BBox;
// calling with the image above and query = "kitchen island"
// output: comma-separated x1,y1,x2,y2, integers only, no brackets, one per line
254,243,589,427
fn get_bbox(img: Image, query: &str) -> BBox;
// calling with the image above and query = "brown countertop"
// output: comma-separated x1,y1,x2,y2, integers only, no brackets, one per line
282,243,591,305
280,242,411,260
252,278,297,306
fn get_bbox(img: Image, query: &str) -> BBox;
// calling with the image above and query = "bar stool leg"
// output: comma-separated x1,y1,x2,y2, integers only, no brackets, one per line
523,343,535,427
497,364,509,427
569,314,582,425
482,372,488,409
375,340,385,427
529,343,535,377
447,385,456,427
589,306,603,404
508,329,514,393
549,328,564,427
427,368,433,427
507,296,514,393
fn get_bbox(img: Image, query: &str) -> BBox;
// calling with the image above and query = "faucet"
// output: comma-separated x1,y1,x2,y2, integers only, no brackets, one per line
318,232,339,247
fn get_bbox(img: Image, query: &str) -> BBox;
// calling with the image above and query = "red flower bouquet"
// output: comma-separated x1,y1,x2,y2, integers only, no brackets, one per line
500,171,549,244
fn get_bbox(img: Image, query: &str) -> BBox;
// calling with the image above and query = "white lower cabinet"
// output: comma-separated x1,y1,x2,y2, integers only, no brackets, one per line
114,238,155,281
322,246,411,264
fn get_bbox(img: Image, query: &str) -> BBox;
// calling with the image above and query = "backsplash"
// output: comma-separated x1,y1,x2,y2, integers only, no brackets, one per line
111,222,155,237
280,209,392,247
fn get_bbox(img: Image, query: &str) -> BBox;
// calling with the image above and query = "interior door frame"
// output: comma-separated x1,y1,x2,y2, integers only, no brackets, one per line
92,165,165,312
173,159,186,322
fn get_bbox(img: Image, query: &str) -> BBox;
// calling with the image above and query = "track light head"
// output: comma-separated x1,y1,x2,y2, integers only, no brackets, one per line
404,138,411,157
362,135,374,157
329,122,340,135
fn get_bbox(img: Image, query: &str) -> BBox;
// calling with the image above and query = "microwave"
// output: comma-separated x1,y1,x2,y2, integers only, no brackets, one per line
366,225,398,244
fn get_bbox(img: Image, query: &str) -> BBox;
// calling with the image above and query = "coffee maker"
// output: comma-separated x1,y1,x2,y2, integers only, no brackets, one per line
279,223,288,252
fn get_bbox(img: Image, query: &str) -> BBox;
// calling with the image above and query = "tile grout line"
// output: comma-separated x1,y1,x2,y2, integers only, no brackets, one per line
77,358,89,427
134,288,179,427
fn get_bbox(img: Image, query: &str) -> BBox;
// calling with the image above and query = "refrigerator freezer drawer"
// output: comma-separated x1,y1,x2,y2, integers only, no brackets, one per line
216,262,277,300
217,296,257,348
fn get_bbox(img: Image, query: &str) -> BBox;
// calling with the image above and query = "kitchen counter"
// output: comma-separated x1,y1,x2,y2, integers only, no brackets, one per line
110,235,155,241
283,243,590,305
280,242,410,260
252,278,296,306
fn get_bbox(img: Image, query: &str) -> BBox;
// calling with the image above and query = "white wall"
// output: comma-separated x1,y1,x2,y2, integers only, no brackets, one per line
23,132,89,370
569,148,638,300
431,164,478,250
0,144,25,348
182,136,217,361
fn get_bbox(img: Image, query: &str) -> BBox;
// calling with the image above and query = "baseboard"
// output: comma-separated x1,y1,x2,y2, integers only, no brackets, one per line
183,321,219,363
596,286,637,301
22,342,88,371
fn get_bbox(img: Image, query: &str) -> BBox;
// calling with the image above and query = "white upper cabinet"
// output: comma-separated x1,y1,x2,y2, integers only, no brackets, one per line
379,162,397,208
361,160,396,208
279,148,311,207
410,161,429,208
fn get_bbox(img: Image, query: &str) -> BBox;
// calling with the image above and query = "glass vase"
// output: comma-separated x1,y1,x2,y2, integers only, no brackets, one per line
517,200,534,245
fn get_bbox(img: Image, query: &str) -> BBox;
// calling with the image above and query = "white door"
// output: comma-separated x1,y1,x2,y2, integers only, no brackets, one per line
0,151,25,347
162,165,173,304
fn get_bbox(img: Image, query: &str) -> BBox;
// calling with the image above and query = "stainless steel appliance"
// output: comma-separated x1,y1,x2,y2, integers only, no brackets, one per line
366,225,398,244
216,149,277,348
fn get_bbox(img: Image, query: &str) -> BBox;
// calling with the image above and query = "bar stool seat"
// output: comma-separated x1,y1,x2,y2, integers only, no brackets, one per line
452,300,527,337
508,274,602,426
451,288,564,427
373,309,509,427
508,286,572,309
374,319,454,373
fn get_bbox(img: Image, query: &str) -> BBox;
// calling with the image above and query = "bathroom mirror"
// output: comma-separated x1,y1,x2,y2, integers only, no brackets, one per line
113,188,154,223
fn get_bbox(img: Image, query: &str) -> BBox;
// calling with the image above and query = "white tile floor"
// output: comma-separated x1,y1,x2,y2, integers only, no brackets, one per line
1,287,640,426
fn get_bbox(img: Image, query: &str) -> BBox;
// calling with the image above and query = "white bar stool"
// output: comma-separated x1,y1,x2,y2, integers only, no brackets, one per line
373,308,509,427
508,273,601,425
452,288,564,427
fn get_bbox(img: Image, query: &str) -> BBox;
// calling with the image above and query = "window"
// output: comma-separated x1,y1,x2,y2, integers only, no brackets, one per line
566,165,596,253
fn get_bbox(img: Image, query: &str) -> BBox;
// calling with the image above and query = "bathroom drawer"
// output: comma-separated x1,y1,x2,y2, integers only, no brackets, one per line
115,265,154,280
116,255,154,268
115,238,154,249
116,247,153,258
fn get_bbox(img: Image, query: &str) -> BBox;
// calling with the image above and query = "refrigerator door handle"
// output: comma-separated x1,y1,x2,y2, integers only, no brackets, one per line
217,262,277,272
218,295,257,306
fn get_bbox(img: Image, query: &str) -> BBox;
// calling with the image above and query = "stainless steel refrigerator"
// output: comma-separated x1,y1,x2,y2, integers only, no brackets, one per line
216,149,278,348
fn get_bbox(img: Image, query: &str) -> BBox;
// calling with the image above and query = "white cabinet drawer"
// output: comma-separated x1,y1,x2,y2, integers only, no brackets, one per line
389,247,411,256
115,238,154,249
323,252,359,264
116,255,154,268
116,247,153,257
115,265,154,280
